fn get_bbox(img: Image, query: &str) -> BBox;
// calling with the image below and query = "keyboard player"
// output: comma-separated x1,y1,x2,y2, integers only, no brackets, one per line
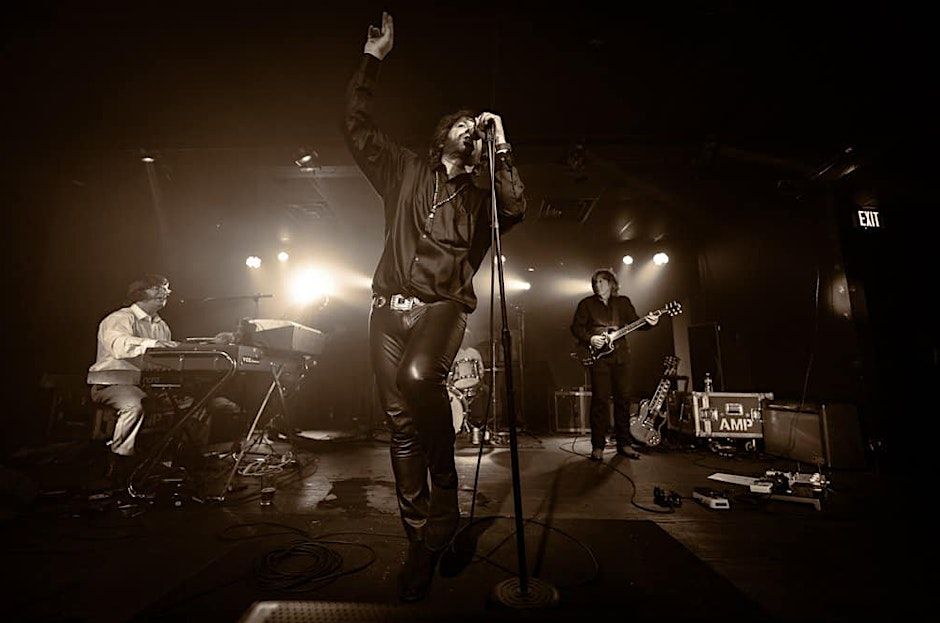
86,274,238,489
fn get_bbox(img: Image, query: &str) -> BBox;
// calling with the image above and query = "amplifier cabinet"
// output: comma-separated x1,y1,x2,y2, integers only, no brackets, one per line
553,389,591,433
691,392,771,439
763,403,866,468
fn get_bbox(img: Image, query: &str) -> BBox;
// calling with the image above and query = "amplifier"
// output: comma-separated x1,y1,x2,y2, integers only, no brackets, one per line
553,388,591,434
691,392,772,439
763,403,866,468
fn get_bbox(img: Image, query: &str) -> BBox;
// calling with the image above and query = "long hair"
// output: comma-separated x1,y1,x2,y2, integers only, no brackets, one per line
427,108,479,168
591,269,619,296
125,274,169,305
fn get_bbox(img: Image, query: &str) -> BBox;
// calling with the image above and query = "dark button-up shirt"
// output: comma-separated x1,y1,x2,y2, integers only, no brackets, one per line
343,54,526,312
571,294,644,363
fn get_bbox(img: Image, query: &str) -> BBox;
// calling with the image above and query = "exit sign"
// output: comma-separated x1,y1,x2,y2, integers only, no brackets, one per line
855,209,881,229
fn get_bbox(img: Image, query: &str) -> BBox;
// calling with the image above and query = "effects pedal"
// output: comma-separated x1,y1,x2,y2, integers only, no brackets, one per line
749,480,774,494
653,487,682,508
692,487,730,510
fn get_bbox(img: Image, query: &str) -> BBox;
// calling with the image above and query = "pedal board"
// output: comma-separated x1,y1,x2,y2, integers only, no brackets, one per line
692,487,730,509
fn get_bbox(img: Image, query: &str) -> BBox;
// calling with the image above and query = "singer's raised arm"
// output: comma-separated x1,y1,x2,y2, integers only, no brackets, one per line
342,54,412,206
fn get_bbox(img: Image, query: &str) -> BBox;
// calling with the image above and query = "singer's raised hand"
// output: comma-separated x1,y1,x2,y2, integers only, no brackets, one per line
474,112,506,144
364,12,394,60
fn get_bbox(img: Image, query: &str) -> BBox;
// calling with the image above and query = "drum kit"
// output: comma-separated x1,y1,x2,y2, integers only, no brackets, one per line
446,347,490,437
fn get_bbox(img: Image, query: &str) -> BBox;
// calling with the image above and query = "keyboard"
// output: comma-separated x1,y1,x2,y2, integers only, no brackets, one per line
138,343,305,388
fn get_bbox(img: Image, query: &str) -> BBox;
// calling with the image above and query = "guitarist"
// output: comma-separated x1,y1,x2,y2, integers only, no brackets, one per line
570,269,659,461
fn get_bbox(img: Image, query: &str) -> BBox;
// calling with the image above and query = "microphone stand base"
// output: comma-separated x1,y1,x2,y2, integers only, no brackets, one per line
491,577,560,610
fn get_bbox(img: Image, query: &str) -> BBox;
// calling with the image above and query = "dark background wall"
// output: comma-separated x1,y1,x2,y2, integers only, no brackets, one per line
3,2,934,466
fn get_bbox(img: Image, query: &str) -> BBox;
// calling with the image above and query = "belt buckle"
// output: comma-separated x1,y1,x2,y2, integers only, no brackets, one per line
390,294,413,311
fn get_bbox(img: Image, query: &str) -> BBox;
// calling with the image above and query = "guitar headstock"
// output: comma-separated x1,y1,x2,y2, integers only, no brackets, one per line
662,301,683,317
662,355,679,370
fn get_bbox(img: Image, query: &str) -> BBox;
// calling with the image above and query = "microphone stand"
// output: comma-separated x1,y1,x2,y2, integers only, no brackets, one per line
483,125,559,609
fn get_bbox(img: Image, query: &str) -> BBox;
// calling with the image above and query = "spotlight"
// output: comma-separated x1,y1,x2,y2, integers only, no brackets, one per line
527,267,536,272
277,251,290,263
245,256,262,269
653,252,669,266
622,255,634,266
290,267,335,305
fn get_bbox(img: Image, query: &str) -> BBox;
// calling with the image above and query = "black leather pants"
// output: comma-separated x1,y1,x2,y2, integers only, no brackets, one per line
370,299,467,546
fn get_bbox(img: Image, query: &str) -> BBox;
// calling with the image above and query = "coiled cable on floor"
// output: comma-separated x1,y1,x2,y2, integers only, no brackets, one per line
220,522,379,593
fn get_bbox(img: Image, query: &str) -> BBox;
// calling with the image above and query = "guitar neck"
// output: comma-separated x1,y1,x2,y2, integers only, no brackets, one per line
649,365,678,411
649,378,671,411
609,310,660,341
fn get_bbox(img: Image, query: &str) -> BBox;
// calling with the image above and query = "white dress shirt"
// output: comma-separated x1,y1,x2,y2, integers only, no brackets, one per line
87,303,172,385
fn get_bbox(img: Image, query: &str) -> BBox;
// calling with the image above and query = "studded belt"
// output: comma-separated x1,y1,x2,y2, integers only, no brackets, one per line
373,293,426,311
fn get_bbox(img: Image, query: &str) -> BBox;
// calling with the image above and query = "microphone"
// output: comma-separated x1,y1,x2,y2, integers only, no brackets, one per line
471,117,495,141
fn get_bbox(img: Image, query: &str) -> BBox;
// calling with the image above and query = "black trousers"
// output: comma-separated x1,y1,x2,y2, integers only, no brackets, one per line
370,299,466,547
588,355,633,450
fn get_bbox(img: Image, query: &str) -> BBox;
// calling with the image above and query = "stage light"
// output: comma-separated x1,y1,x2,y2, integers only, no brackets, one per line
527,267,536,272
555,277,593,297
277,251,290,263
290,267,335,305
653,252,669,266
294,148,319,168
245,256,262,269
622,255,634,266
507,280,531,292
141,156,154,163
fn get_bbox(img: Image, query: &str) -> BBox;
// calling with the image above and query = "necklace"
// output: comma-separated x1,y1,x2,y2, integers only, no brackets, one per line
426,171,469,234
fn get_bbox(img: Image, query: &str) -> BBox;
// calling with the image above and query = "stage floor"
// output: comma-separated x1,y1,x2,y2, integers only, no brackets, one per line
0,431,908,622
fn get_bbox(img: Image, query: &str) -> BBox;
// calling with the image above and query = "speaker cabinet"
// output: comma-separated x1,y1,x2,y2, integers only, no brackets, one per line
763,402,866,468
553,389,591,433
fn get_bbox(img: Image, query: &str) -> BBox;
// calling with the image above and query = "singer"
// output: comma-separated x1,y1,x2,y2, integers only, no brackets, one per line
342,12,526,602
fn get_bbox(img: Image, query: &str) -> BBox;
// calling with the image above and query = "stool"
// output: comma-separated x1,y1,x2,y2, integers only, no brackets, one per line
40,373,97,439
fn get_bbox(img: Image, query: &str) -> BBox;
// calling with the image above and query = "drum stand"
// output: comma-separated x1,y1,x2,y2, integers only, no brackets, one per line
447,381,488,444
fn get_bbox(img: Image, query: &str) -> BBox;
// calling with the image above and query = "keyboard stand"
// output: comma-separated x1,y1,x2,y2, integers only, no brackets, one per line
212,363,291,502
127,350,237,499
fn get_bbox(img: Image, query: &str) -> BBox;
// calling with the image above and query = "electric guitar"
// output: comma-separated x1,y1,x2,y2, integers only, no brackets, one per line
577,300,682,366
629,355,680,447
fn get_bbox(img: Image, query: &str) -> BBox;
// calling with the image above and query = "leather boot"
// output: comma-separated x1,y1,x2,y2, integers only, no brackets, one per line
426,481,459,551
397,540,440,602
390,451,431,542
